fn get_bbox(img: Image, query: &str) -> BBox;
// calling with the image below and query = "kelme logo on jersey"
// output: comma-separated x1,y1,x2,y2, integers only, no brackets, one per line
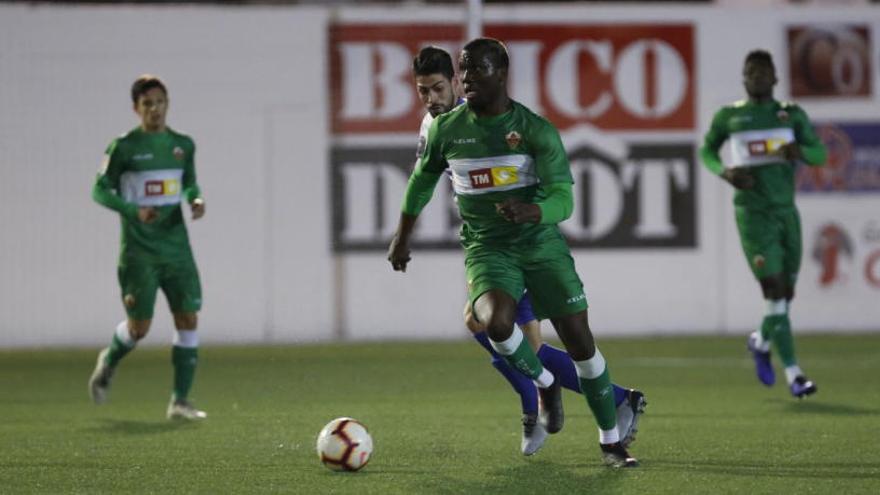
145,179,181,197
505,131,521,149
468,167,519,189
566,293,586,304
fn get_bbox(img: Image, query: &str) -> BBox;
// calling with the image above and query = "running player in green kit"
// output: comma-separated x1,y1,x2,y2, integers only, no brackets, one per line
89,75,207,419
388,39,638,467
700,50,827,399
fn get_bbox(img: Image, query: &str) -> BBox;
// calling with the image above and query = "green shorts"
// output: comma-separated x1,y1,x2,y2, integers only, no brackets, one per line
735,206,802,282
117,256,202,320
464,232,587,321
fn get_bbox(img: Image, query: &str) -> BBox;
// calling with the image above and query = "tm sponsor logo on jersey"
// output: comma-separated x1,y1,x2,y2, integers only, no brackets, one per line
748,138,788,156
145,179,180,197
468,167,518,189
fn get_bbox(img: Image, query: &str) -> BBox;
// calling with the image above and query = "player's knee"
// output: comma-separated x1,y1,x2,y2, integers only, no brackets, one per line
462,302,486,334
174,312,198,330
484,312,515,341
759,276,786,300
129,320,151,340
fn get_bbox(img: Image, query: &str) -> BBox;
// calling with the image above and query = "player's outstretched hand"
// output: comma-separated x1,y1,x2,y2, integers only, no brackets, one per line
387,235,411,272
191,198,205,220
495,198,541,224
721,168,755,190
138,206,158,224
774,142,802,161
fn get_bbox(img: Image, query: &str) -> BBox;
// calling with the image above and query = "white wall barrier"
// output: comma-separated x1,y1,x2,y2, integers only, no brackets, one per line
0,4,877,347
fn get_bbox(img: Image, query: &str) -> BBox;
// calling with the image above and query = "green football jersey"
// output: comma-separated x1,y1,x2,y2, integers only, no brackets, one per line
92,127,201,262
411,101,573,245
700,99,826,209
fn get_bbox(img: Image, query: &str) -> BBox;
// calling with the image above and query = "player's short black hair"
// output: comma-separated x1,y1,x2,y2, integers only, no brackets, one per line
412,46,454,80
131,75,168,104
462,37,509,70
744,50,775,70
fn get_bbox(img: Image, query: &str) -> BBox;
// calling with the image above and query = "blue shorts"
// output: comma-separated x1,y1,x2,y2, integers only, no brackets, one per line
515,293,538,327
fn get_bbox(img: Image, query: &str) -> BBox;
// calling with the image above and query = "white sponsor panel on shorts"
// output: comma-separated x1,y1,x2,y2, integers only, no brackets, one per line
119,169,184,206
728,127,795,168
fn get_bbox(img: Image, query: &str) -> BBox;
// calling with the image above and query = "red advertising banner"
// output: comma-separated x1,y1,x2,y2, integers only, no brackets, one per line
330,23,694,133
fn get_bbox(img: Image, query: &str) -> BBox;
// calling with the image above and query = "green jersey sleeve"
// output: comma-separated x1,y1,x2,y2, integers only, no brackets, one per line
400,117,447,216
92,138,138,221
182,138,202,202
700,108,730,176
536,182,573,224
533,120,573,185
790,105,827,167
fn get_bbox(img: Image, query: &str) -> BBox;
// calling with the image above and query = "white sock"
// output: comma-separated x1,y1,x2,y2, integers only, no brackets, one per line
115,321,136,348
489,328,523,356
173,330,199,348
573,349,606,380
784,365,804,385
750,331,771,353
599,427,620,445
766,299,787,315
533,369,555,389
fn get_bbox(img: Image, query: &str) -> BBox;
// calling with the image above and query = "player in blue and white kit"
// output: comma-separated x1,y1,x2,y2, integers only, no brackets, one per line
407,46,646,456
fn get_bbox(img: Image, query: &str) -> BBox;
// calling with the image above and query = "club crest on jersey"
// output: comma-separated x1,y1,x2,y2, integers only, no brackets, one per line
173,146,185,161
776,110,789,122
505,131,521,149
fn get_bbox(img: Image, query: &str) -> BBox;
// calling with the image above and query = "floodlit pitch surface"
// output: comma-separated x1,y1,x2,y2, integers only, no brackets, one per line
1,335,878,494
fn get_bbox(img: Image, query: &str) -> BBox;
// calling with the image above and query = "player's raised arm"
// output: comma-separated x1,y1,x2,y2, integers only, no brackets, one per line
387,118,447,272
92,140,139,221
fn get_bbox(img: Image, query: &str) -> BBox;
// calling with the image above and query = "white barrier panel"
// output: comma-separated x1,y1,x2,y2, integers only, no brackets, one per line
0,4,878,347
0,5,331,347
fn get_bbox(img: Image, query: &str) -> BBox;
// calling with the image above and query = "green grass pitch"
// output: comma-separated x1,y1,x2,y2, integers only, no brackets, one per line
1,334,879,494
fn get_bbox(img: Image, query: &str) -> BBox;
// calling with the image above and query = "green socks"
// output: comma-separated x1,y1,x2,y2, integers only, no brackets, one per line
763,314,797,367
574,350,618,433
106,322,136,367
489,329,554,386
171,346,198,401
578,367,617,431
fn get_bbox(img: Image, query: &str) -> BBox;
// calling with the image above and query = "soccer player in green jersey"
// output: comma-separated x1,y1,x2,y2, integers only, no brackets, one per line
412,46,646,457
89,75,207,420
700,50,827,398
390,39,638,467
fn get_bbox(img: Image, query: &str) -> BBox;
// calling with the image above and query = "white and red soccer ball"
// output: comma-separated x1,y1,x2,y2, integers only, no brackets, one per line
316,417,373,472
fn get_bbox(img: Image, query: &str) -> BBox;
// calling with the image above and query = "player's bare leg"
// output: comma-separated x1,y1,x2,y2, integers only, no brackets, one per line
167,311,206,420
89,318,150,404
551,310,637,467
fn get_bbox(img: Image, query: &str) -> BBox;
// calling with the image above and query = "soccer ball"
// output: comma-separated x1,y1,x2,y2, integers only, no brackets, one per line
316,417,373,472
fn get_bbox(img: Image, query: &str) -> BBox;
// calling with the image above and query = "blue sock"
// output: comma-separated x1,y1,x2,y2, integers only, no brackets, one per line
473,332,539,415
537,344,629,407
